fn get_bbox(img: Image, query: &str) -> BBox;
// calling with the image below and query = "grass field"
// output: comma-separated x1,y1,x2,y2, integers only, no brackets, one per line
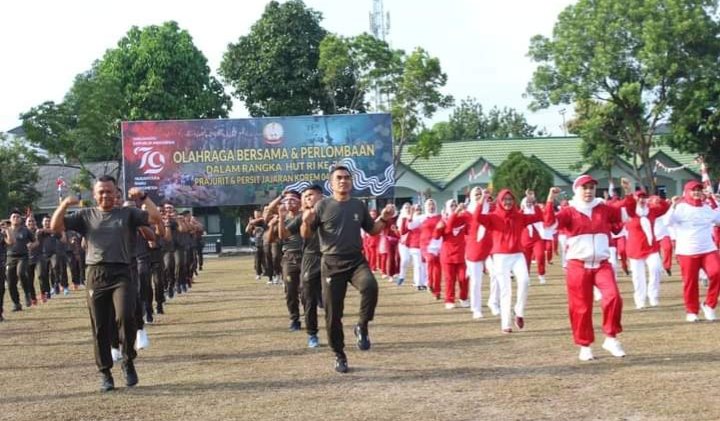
0,256,718,421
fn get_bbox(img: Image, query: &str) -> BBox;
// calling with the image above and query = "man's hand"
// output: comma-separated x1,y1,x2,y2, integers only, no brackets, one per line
380,204,396,221
128,187,145,200
278,204,287,219
620,177,632,193
302,208,316,225
62,195,81,207
547,187,561,202
456,203,466,214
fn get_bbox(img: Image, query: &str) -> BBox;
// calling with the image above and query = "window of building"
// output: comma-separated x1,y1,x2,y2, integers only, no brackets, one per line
205,214,221,234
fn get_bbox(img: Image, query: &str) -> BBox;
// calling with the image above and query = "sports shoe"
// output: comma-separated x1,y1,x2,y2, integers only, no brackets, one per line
593,287,602,302
488,303,500,316
289,321,301,332
472,311,483,319
538,275,546,285
308,334,319,348
665,269,672,277
99,370,115,392
31,298,37,307
445,302,455,310
135,328,150,350
459,299,470,308
111,347,122,362
146,312,154,324
701,303,717,321
335,357,349,373
578,346,594,361
24,296,31,308
121,361,138,387
255,275,261,280
63,288,70,296
602,337,626,357
40,292,47,303
354,324,371,351
396,277,404,286
156,303,164,315
514,316,525,330
686,313,699,322
11,303,22,312
648,299,659,307
502,328,513,334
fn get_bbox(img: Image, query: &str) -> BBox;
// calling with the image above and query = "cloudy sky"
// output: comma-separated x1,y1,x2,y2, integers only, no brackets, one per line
1,0,575,134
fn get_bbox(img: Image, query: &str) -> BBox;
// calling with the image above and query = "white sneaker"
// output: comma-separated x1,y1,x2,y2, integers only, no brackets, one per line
459,299,470,308
445,302,455,310
686,313,699,322
538,275,546,285
472,311,483,319
593,287,602,302
111,347,122,362
701,303,717,321
255,275,260,280
648,299,659,307
135,328,150,351
602,337,626,357
578,346,594,361
488,303,500,316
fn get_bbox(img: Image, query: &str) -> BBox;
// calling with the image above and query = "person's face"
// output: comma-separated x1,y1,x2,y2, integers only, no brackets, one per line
42,218,51,228
369,209,378,218
690,186,704,200
637,196,648,206
9,214,22,226
253,210,262,218
94,181,118,211
448,201,457,212
413,204,422,214
331,169,352,195
473,189,483,202
425,201,436,214
501,194,514,210
283,194,300,212
302,190,322,209
26,218,36,229
164,204,175,217
579,182,597,203
115,189,123,207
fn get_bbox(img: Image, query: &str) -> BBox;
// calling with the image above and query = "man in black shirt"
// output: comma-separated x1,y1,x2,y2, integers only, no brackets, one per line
276,190,304,331
5,209,37,311
246,210,267,280
301,166,395,373
35,217,56,303
285,185,324,348
0,220,14,321
51,175,160,392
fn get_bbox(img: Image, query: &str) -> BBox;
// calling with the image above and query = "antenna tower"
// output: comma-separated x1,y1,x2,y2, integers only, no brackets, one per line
369,0,391,110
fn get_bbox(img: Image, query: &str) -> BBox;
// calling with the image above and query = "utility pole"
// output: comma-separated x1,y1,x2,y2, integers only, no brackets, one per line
559,108,567,136
369,0,390,111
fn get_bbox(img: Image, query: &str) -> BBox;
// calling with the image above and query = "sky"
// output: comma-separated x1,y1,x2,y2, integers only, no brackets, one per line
1,0,575,135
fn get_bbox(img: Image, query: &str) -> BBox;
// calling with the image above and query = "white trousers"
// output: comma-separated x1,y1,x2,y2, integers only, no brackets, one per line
629,252,663,308
492,253,530,330
466,258,494,316
398,244,411,280
485,256,500,313
409,247,426,287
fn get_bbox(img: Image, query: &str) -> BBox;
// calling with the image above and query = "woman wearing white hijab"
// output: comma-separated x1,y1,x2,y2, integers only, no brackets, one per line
403,203,427,289
395,203,412,284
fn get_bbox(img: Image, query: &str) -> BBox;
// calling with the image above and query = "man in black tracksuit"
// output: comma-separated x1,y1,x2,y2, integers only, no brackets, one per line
6,209,37,311
277,190,304,332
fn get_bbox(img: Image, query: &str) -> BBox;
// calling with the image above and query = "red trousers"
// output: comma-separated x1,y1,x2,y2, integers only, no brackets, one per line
365,245,378,271
545,239,554,263
659,237,673,271
616,237,629,274
523,240,546,276
380,243,398,277
424,252,442,297
677,252,720,314
443,262,467,304
565,260,623,346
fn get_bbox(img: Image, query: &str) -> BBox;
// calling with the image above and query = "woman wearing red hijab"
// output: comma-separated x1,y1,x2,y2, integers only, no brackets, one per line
623,192,670,309
436,199,469,309
665,180,720,322
473,189,542,333
545,176,633,361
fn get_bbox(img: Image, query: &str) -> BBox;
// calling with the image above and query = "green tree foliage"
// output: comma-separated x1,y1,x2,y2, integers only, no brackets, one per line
0,134,45,216
432,97,537,140
22,21,230,171
219,0,329,117
492,151,553,201
391,47,454,171
526,0,719,189
318,33,402,114
567,99,632,178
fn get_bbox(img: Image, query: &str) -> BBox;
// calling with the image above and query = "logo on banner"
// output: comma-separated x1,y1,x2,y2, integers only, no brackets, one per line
133,146,166,175
262,122,284,145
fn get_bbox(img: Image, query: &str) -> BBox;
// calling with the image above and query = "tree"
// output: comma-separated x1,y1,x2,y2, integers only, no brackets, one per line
22,21,231,172
567,99,632,181
318,33,402,114
391,47,454,173
434,97,537,140
526,0,719,189
491,151,554,201
0,134,45,216
219,0,329,117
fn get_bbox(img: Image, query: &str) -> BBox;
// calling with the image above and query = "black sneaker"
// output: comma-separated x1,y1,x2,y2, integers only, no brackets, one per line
665,269,672,276
354,324,371,351
122,361,138,387
335,357,349,373
289,321,301,332
146,312,154,324
100,370,115,392
11,304,22,312
156,303,164,315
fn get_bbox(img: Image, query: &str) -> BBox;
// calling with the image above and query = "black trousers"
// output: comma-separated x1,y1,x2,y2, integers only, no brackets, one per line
0,259,5,314
302,253,322,336
272,243,282,279
38,256,52,294
150,260,164,307
85,264,137,373
263,244,274,280
162,251,176,295
254,245,265,277
28,260,38,299
68,252,81,285
321,259,378,359
197,243,204,269
174,248,187,289
137,259,153,315
51,253,68,289
282,252,303,324
6,255,31,306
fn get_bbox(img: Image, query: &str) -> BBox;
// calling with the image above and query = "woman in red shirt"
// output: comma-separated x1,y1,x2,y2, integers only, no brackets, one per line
437,200,468,309
419,199,443,299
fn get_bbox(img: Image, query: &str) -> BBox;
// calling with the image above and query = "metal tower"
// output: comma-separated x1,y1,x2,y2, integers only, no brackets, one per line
369,0,391,110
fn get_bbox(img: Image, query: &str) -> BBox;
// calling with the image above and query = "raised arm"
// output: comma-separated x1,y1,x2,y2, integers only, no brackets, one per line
50,195,80,234
368,204,396,236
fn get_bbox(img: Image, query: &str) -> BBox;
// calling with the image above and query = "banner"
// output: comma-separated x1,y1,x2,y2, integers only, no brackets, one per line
122,114,394,206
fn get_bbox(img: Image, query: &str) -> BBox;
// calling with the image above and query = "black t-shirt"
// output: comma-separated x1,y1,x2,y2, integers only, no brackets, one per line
282,215,303,253
162,221,178,253
37,229,56,258
136,229,151,260
7,226,36,257
310,197,374,257
64,207,149,265
287,215,319,255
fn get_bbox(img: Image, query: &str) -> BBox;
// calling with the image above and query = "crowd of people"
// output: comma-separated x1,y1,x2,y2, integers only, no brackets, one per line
4,169,720,389
249,173,720,367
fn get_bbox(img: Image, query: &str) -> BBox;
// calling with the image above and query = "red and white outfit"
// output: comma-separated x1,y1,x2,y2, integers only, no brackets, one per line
664,180,720,321
448,187,494,319
419,200,443,298
544,175,634,359
623,193,670,308
520,197,547,284
654,213,674,275
404,210,427,289
474,189,541,332
396,204,412,283
438,200,468,308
